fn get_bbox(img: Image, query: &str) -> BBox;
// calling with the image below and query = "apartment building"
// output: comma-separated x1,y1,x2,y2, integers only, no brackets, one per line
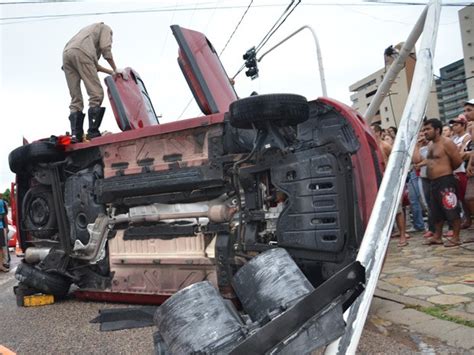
459,4,474,99
436,60,468,122
349,44,439,128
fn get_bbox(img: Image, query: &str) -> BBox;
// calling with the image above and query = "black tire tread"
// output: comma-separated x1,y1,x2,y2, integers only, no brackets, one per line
9,142,65,174
229,94,309,129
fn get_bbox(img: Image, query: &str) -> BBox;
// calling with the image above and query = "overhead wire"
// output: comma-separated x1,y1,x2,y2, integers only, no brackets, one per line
256,0,301,52
219,0,253,56
1,2,469,24
232,0,301,79
255,0,295,52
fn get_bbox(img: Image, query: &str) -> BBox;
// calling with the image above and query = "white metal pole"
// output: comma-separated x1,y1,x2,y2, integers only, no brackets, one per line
325,1,441,354
258,25,328,96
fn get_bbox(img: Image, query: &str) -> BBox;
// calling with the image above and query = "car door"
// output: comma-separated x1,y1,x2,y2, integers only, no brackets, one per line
171,25,238,115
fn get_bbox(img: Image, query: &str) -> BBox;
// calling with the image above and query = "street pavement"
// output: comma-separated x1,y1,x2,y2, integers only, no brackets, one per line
373,226,474,351
0,227,472,353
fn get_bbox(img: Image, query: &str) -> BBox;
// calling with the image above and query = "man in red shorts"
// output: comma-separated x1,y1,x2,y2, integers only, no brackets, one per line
413,119,463,247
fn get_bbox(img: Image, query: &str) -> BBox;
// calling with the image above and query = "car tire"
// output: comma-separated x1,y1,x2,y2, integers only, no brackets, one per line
229,94,309,129
23,185,57,238
9,141,65,174
16,262,71,297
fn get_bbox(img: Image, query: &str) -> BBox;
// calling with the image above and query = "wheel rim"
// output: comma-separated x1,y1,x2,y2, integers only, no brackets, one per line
29,197,50,227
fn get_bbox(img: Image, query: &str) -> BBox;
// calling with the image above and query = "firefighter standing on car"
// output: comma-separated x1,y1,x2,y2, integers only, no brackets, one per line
62,22,125,142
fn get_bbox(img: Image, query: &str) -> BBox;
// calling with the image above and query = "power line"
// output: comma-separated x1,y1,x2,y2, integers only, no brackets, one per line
256,0,301,51
232,0,301,79
360,1,472,6
219,0,253,56
0,4,271,23
255,0,295,52
1,2,470,23
1,0,471,6
0,1,78,4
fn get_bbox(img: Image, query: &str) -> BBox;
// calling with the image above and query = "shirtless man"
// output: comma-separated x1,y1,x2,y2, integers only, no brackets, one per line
413,118,463,247
371,124,408,247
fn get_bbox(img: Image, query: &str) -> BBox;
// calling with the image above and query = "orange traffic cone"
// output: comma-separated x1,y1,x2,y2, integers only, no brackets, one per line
0,345,16,355
15,239,24,257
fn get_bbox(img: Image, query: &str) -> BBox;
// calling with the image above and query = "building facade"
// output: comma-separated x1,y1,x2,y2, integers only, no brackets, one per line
349,44,439,128
459,4,474,99
436,60,468,122
434,4,474,122
458,2,474,99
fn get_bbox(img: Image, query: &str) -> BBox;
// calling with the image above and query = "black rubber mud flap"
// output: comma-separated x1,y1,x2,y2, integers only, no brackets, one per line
15,262,71,297
9,142,65,174
229,94,309,129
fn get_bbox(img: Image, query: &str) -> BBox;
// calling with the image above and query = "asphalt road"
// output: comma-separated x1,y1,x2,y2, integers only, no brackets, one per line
0,255,460,354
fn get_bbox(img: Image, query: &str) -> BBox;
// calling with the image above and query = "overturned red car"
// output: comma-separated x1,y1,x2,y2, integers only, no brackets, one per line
9,25,382,312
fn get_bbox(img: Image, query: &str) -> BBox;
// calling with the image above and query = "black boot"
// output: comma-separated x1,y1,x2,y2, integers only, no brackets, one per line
69,112,85,143
87,107,106,139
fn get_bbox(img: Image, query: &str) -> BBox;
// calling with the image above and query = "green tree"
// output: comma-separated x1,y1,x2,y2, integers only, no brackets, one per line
2,189,10,205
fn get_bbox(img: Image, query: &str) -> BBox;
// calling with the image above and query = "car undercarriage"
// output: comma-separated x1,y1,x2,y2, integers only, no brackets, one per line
9,25,382,353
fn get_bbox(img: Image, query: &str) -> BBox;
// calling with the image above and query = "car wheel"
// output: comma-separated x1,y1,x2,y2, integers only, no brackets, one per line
23,185,57,238
9,141,65,174
229,94,309,129
16,262,71,297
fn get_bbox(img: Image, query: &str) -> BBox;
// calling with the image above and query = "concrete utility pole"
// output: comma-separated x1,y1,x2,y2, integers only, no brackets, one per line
326,0,442,353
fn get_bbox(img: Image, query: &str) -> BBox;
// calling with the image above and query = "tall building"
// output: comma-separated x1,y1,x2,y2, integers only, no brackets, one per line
459,4,474,99
349,43,439,128
435,4,474,122
435,60,468,122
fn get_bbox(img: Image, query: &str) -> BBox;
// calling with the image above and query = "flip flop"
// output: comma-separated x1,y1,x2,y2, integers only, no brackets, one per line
391,233,410,239
422,237,443,245
397,241,409,247
443,239,462,248
443,230,454,238
423,231,434,238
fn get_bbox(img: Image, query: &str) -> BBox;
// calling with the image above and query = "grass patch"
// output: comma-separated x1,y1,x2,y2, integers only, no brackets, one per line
408,304,474,328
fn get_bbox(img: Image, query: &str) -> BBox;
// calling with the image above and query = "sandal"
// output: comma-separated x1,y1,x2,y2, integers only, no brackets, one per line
423,231,434,238
443,230,454,238
443,239,462,248
422,237,443,245
397,241,409,247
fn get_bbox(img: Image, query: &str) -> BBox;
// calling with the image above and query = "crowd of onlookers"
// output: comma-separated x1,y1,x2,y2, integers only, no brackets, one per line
371,99,474,248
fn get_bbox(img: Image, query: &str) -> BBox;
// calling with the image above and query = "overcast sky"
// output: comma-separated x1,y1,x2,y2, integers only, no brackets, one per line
0,0,467,190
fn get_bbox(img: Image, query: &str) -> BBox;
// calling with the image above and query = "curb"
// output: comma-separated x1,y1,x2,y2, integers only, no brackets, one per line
371,295,474,350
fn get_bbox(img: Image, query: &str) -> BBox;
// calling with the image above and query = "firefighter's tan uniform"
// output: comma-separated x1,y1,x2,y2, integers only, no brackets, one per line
62,22,113,113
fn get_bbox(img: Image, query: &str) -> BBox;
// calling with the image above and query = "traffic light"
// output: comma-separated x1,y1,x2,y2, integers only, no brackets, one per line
243,47,259,80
